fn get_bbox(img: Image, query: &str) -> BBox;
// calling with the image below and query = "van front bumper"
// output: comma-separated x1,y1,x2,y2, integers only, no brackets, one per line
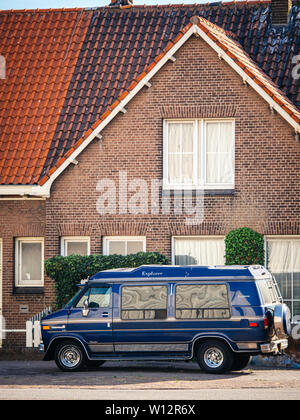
260,339,288,354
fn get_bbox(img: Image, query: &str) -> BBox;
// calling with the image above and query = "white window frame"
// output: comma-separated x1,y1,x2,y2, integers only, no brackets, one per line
265,235,300,318
60,236,91,257
163,119,235,190
103,236,146,256
172,235,225,265
15,237,44,287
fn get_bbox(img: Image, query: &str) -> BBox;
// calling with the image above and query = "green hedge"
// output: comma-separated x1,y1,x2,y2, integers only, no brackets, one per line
45,251,169,309
225,227,265,266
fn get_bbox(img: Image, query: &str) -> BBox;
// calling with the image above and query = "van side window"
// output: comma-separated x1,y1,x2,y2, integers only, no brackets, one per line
121,285,168,320
175,284,230,319
75,287,111,308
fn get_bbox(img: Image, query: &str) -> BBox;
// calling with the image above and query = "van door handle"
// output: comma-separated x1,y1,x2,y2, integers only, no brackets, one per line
102,312,109,317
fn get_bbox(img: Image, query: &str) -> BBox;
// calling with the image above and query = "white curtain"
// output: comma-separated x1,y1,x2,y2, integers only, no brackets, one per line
67,241,88,256
21,242,42,282
206,122,233,184
174,237,225,265
168,122,194,185
267,239,300,314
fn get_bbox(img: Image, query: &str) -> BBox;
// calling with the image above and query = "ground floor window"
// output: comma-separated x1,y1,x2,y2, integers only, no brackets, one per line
61,237,90,257
172,236,225,265
266,237,300,318
15,238,44,287
103,236,146,256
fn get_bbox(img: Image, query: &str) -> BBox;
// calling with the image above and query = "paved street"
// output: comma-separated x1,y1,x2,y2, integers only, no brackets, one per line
0,360,299,400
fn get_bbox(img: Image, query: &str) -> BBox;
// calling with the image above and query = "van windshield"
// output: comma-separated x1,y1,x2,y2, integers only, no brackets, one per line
64,288,85,308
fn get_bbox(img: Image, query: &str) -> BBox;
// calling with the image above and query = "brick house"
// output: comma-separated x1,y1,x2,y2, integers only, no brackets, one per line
0,0,299,350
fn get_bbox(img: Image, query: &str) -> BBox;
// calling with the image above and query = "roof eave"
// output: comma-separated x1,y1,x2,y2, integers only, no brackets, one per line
0,184,50,197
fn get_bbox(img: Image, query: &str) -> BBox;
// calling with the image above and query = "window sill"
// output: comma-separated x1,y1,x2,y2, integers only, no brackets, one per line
14,287,44,295
162,189,234,196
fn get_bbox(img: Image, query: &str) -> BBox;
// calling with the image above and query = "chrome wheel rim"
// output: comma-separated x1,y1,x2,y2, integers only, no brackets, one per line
60,345,81,368
204,347,224,368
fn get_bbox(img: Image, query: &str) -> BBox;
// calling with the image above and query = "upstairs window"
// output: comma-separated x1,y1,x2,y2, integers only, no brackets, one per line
163,119,235,190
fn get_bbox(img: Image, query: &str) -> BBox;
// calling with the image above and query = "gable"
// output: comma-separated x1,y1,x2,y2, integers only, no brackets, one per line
0,4,299,195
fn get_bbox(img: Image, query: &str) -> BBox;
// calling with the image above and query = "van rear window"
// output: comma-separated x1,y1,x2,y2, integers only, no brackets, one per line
121,285,167,320
257,280,278,305
175,284,230,319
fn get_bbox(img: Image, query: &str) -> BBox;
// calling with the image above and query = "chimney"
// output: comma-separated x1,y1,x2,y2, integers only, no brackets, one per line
109,0,133,7
271,0,292,25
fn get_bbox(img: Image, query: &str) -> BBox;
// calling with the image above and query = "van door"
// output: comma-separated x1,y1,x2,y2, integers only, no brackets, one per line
67,285,114,353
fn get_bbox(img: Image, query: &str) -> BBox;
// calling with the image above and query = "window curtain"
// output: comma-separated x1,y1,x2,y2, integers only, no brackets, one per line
168,122,194,185
174,237,225,265
21,242,42,282
206,122,233,185
267,239,300,316
67,242,88,256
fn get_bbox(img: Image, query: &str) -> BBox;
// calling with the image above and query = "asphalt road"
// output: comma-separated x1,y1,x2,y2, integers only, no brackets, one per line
0,360,299,400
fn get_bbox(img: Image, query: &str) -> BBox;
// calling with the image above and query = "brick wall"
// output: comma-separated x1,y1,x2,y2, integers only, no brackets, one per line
1,34,299,349
47,34,299,254
0,199,46,348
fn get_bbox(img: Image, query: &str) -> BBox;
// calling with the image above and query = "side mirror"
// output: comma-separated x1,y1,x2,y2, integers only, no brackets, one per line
82,299,89,317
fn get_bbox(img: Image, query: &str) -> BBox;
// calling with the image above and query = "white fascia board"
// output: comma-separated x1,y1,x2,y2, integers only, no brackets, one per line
39,24,196,196
193,25,300,133
0,184,49,197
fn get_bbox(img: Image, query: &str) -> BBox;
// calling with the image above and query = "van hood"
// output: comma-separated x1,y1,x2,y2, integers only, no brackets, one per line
42,309,68,323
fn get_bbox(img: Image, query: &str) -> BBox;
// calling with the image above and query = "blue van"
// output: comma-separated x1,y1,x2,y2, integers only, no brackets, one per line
39,265,291,373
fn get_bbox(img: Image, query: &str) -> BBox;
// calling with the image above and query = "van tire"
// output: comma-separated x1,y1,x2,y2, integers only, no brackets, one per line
54,340,85,372
196,340,233,374
231,354,252,371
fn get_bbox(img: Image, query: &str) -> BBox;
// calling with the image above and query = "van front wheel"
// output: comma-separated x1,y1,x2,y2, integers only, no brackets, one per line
196,340,233,374
54,340,85,372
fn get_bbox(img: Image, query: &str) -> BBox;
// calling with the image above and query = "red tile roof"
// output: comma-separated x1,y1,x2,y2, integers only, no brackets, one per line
0,8,90,185
0,3,299,188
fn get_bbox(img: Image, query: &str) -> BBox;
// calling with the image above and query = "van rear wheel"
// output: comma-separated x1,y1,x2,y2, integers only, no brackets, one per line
197,340,233,374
